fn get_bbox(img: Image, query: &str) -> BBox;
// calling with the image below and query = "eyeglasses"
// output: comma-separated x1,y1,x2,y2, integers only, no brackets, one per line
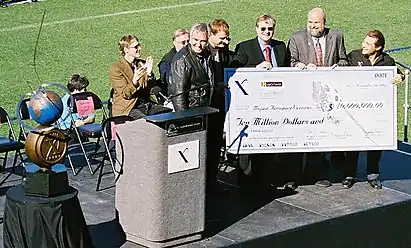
129,44,140,49
217,36,231,41
176,40,190,45
260,27,274,32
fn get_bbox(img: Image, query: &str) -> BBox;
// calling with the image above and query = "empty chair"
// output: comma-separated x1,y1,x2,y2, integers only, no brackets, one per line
0,106,25,174
96,115,133,191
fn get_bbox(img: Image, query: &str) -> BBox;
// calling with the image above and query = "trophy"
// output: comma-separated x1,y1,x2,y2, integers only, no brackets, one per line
17,83,71,197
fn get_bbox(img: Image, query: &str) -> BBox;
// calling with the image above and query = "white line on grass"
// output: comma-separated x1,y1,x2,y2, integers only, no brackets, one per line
3,0,45,7
0,0,225,32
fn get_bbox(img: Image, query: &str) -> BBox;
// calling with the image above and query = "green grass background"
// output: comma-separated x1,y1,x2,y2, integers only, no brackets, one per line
0,0,410,139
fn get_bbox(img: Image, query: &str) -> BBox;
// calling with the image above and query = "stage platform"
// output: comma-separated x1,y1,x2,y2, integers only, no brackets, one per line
1,145,411,247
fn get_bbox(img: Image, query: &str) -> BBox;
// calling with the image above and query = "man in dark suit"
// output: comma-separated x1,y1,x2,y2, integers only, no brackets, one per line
231,15,288,68
287,8,348,187
231,14,302,191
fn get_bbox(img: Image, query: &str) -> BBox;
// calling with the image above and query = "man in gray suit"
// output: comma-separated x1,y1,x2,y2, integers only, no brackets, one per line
287,7,348,187
288,7,348,69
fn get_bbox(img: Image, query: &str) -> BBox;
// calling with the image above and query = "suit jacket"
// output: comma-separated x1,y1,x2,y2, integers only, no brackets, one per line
231,37,289,67
288,28,348,67
109,57,152,116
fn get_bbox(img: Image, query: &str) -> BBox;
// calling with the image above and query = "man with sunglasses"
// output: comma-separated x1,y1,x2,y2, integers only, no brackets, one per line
110,35,171,120
231,14,288,69
206,19,234,193
231,15,302,193
158,29,190,96
287,8,348,187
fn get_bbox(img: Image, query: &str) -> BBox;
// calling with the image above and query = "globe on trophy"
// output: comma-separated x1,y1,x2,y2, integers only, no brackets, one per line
18,83,71,197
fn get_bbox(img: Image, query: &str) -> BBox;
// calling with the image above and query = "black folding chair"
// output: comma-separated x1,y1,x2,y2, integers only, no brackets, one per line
96,115,133,191
108,89,114,118
0,107,25,174
66,92,107,175
16,98,31,142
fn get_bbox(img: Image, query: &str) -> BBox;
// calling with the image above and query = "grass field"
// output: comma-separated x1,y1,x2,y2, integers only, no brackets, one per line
0,0,410,139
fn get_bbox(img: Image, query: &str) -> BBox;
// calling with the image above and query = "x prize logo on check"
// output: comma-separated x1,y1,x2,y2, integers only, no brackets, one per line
232,79,249,96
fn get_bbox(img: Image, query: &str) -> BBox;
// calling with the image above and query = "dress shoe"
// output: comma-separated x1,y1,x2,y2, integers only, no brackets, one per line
284,181,298,190
342,177,355,189
315,180,331,187
367,179,382,189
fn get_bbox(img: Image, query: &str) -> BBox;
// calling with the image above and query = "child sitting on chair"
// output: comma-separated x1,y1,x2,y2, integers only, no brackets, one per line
58,74,95,143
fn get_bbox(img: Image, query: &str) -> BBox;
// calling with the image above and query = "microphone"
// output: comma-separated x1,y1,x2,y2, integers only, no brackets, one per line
151,86,170,102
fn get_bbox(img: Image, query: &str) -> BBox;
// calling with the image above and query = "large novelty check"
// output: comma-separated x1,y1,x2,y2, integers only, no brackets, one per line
224,67,397,154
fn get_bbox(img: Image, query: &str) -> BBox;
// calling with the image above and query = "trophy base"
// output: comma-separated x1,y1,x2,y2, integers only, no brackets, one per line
23,163,70,197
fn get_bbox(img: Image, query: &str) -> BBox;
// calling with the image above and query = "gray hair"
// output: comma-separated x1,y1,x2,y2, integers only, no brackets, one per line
189,23,210,38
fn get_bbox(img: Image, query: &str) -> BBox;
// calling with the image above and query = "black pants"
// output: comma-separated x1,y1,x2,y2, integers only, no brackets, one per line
304,152,329,181
206,90,227,187
237,153,303,188
341,151,381,178
129,102,172,120
206,111,225,187
274,153,303,185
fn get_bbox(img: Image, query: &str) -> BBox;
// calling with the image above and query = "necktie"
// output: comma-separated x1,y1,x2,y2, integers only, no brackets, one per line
315,38,323,66
265,45,272,65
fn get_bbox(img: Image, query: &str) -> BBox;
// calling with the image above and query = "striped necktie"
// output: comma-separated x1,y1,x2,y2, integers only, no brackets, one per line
315,38,323,66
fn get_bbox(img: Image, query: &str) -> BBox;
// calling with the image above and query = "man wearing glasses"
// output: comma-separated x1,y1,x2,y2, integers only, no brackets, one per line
231,15,301,192
109,35,170,120
206,19,234,193
231,14,288,69
287,8,348,187
158,29,190,96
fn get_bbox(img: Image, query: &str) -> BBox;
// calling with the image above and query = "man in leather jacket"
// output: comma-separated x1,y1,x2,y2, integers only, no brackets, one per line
168,23,214,112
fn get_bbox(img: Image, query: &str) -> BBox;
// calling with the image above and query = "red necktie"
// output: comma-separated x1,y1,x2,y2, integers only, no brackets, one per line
315,38,323,66
265,46,272,65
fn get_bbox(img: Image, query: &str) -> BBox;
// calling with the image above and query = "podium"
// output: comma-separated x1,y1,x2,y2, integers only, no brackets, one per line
115,106,218,247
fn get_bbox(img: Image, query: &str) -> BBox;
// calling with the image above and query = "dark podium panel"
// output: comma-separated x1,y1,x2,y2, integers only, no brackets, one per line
3,185,94,248
115,106,218,247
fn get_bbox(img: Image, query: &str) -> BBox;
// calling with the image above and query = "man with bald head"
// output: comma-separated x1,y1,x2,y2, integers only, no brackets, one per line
288,7,348,69
287,8,348,187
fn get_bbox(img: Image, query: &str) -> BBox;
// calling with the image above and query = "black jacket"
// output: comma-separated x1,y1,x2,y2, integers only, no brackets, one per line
168,46,214,112
347,49,395,66
231,37,289,67
157,47,177,95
